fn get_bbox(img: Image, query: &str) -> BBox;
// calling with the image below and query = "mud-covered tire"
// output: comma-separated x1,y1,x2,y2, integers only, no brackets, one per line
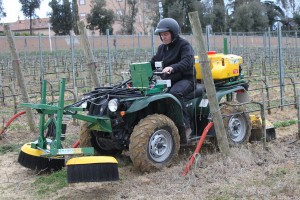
129,114,180,173
90,134,123,156
79,121,92,148
79,121,121,156
221,102,251,145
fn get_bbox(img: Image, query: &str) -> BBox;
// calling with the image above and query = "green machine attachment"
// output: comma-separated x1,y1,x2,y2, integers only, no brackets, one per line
18,78,119,183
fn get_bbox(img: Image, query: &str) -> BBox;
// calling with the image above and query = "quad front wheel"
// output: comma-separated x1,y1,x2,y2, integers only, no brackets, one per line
79,121,92,148
129,114,180,172
79,121,122,155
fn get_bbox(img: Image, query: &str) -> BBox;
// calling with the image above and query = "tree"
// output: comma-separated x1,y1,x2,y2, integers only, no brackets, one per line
49,0,73,35
232,0,269,32
232,4,254,32
288,0,297,13
19,0,41,35
163,0,198,34
72,0,80,35
137,0,157,35
277,0,297,13
227,0,249,10
276,0,288,10
212,2,225,32
264,1,285,28
86,0,115,35
250,1,269,31
293,11,300,29
0,0,6,20
150,0,160,29
120,0,138,34
167,1,185,26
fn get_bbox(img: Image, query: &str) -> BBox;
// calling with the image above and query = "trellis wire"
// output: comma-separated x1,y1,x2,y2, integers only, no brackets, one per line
0,28,300,134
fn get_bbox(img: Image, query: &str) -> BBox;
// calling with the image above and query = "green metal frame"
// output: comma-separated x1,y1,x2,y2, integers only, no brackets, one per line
20,78,103,157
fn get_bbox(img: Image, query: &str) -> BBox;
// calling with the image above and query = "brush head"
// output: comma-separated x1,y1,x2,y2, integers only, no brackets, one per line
18,143,65,172
66,156,119,183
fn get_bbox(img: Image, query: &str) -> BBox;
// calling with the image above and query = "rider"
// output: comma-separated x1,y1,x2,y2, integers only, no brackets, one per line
150,18,196,141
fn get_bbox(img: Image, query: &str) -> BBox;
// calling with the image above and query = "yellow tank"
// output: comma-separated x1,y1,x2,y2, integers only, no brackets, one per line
194,51,243,80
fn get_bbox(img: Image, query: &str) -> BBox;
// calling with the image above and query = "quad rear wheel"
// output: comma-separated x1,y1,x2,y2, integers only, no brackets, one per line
221,102,251,145
129,114,180,172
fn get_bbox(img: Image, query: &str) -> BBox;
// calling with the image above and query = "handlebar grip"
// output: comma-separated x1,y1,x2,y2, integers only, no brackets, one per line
153,71,164,75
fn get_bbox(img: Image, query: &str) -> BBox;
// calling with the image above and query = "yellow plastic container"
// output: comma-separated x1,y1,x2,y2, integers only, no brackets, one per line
194,52,243,80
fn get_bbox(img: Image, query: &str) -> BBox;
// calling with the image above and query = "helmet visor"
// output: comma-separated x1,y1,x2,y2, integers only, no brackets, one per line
155,27,170,34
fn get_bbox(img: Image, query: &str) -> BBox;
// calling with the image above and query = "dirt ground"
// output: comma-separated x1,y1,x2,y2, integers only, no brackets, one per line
0,107,300,200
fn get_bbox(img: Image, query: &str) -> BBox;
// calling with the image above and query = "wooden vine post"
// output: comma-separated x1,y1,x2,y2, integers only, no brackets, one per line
77,20,101,88
4,24,36,132
188,11,230,156
297,89,300,140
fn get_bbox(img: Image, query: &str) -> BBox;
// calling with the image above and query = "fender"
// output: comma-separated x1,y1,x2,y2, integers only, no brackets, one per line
125,93,184,126
190,85,249,116
215,85,249,103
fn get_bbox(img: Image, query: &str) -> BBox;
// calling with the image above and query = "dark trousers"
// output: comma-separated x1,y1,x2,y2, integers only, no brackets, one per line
169,79,194,129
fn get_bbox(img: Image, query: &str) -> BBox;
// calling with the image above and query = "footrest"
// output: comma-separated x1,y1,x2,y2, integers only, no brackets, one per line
42,147,94,157
20,103,60,114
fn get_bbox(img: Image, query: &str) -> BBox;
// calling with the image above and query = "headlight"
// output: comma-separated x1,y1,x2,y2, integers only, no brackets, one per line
80,96,90,108
108,99,119,112
81,101,88,108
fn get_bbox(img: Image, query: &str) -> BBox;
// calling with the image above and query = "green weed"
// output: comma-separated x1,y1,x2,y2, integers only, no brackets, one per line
8,124,27,131
211,197,230,200
0,144,21,155
62,133,79,148
33,169,68,197
273,119,297,128
273,168,288,178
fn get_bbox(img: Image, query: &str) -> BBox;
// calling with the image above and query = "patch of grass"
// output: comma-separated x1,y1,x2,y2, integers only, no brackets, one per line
263,167,290,188
211,197,230,200
272,168,288,178
62,133,79,148
273,119,297,128
8,123,27,131
33,169,68,197
0,143,21,155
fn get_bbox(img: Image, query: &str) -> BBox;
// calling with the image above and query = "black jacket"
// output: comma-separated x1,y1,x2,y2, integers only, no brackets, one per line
150,36,196,84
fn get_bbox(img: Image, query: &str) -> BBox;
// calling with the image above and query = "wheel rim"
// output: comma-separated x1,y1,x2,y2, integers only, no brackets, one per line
148,129,173,163
227,114,247,143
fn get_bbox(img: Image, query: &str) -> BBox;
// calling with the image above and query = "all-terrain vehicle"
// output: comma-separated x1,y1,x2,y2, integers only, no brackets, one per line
79,51,252,172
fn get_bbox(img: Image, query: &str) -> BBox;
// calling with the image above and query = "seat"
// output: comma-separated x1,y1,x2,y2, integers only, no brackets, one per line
186,83,206,100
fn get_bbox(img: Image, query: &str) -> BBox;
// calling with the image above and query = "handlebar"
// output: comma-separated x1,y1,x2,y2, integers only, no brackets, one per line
153,71,164,75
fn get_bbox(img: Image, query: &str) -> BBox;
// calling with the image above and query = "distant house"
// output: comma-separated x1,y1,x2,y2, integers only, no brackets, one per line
0,18,51,35
78,0,155,35
0,0,156,36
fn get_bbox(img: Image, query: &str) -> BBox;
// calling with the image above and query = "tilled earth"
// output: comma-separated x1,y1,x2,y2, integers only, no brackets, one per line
0,108,300,200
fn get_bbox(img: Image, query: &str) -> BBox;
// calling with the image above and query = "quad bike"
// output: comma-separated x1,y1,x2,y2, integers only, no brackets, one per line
18,51,275,179
78,51,270,172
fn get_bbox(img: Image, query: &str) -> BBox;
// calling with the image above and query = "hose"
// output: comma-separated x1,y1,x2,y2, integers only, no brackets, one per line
72,139,80,148
181,121,214,176
0,111,26,135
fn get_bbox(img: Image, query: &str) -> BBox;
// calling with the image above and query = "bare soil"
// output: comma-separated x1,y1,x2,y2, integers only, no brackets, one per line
0,107,300,200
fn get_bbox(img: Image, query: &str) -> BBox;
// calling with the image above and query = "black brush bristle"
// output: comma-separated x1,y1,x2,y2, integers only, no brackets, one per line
18,150,65,171
67,163,119,183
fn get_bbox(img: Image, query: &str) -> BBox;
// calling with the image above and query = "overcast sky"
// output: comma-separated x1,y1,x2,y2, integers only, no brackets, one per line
1,0,51,23
0,0,294,24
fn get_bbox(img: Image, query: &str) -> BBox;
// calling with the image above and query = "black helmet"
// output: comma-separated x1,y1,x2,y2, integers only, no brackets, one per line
155,18,180,40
